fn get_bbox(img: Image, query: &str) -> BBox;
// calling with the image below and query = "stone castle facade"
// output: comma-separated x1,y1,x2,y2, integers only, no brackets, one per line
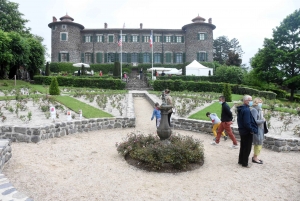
48,14,216,65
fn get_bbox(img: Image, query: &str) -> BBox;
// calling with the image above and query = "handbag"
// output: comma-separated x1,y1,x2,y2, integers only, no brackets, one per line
264,121,268,134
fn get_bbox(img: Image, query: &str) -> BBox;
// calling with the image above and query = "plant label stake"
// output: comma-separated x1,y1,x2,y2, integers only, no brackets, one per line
67,111,72,121
50,106,56,122
79,110,82,120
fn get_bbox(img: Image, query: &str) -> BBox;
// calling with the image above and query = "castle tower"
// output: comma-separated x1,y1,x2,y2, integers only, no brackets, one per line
182,15,216,63
48,14,84,63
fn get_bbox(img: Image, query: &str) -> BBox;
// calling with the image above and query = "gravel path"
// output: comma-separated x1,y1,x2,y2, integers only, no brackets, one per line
2,97,300,201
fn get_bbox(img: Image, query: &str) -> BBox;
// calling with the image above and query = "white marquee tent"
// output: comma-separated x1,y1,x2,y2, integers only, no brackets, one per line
185,60,212,76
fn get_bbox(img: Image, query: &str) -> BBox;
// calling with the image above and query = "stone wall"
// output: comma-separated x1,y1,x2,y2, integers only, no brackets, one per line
0,139,11,172
0,118,135,143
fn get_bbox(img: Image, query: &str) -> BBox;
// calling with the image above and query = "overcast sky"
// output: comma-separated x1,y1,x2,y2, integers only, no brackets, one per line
12,0,299,66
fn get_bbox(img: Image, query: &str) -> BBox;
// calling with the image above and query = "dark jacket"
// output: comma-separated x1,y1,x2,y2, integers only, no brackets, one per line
237,104,258,135
221,102,233,122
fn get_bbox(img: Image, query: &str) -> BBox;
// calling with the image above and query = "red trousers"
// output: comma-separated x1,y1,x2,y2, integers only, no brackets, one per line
216,122,238,145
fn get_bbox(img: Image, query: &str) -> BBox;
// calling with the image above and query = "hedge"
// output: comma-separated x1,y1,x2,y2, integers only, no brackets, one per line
153,80,277,99
33,76,126,90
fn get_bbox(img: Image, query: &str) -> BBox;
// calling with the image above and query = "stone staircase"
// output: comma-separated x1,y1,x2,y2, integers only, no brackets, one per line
125,69,152,90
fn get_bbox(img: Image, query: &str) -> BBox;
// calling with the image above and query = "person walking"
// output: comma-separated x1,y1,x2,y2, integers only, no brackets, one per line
237,95,258,168
211,96,238,148
206,112,228,141
164,89,173,127
250,97,265,164
151,103,161,128
139,69,143,80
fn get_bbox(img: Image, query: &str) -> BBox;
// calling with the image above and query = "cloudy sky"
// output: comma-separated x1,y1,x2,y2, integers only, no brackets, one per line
12,0,299,66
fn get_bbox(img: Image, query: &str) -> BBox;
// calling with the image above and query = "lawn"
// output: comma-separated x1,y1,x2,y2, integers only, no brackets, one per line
189,102,235,120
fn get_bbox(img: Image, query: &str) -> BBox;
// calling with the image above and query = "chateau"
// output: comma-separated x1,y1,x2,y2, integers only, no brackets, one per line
48,14,216,65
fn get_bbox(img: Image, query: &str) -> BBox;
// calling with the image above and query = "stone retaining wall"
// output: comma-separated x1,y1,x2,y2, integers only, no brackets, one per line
0,139,11,172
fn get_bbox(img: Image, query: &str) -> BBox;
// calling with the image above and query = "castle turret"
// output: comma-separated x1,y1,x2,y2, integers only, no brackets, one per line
48,14,84,63
182,15,216,63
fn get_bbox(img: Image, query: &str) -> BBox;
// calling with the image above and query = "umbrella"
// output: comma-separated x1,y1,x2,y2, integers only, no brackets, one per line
72,63,90,68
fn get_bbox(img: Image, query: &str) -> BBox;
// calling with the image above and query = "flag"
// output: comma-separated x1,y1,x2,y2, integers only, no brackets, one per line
118,35,122,47
149,33,153,47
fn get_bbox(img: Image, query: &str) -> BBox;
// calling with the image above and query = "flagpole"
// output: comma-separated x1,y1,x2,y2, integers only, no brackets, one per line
120,29,122,79
151,30,153,80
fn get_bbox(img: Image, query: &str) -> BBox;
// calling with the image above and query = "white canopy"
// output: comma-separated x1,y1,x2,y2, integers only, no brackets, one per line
186,60,209,69
185,60,212,76
73,63,90,68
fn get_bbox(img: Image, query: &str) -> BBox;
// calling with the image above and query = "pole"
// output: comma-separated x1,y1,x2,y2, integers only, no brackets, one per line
120,30,122,79
14,75,16,86
151,30,153,80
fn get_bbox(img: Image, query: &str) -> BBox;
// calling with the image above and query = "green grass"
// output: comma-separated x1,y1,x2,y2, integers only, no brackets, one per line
54,96,113,118
189,102,235,120
231,94,243,101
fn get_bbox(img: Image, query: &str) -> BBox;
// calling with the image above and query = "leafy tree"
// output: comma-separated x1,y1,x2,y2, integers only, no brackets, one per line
8,31,30,78
223,83,232,102
213,36,244,66
26,37,45,79
0,30,13,78
272,9,300,100
49,77,60,95
215,65,245,84
0,0,31,35
251,38,283,85
226,51,242,66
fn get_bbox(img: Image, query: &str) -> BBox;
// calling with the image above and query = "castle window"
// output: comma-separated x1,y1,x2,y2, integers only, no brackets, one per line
58,52,69,62
165,36,171,43
176,36,182,43
107,52,115,62
62,24,67,29
52,26,56,31
143,53,150,63
176,53,183,63
143,36,150,43
154,53,161,63
132,35,139,42
197,51,207,61
154,36,160,42
84,36,92,43
131,53,138,62
165,52,172,63
108,35,114,43
118,53,127,62
198,33,207,40
85,53,92,63
60,32,68,41
96,35,104,42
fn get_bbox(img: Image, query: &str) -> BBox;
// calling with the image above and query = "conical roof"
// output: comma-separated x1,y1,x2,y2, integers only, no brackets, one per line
59,14,74,22
192,15,206,23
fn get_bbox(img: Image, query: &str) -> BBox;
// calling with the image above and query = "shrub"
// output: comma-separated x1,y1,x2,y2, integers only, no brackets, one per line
116,133,204,171
45,62,50,76
223,83,232,102
49,77,60,95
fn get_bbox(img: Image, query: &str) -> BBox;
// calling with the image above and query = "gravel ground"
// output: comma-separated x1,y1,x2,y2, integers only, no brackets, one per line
2,97,300,201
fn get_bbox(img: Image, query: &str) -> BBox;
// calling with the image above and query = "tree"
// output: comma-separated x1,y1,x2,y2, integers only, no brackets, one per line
26,37,45,79
226,51,242,66
213,36,244,66
113,62,121,77
272,9,300,100
251,38,283,85
45,62,50,76
223,83,232,102
0,0,31,35
49,77,60,95
215,65,245,84
0,30,13,78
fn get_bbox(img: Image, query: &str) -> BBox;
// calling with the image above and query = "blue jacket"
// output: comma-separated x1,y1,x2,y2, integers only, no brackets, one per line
237,104,258,135
151,108,161,120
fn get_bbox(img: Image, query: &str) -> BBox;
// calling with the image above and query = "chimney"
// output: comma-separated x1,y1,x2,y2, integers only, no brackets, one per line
140,23,143,29
53,16,57,22
104,23,107,29
208,18,212,24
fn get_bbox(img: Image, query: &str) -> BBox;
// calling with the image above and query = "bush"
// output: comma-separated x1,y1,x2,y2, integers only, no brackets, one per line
45,62,50,76
223,83,232,102
49,77,60,95
116,133,204,171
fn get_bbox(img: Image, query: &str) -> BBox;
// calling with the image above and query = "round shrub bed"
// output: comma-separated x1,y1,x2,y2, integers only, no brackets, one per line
116,132,205,173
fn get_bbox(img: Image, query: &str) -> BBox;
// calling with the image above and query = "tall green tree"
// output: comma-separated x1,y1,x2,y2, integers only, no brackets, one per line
251,38,283,85
0,0,31,35
272,9,300,100
26,37,45,79
215,65,245,84
0,30,13,78
213,36,244,66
